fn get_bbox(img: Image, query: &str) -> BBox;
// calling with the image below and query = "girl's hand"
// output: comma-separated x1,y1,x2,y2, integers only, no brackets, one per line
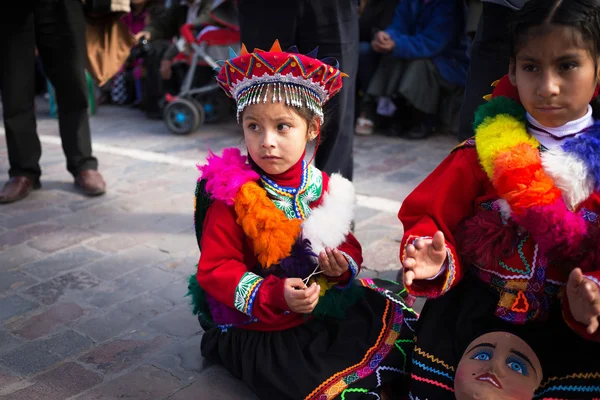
402,231,447,286
567,268,600,334
319,247,349,277
284,279,320,314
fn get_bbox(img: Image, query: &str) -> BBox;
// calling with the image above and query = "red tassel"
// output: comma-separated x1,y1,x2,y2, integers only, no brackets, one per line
457,211,518,268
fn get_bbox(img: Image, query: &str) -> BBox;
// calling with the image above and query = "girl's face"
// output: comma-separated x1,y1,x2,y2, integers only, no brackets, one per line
454,332,543,400
509,25,600,127
242,101,319,175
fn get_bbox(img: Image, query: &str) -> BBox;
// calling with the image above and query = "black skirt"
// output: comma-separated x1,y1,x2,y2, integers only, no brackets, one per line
407,272,600,399
201,279,418,400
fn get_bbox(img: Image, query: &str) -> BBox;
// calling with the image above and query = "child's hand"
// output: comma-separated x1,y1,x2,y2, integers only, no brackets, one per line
402,231,447,286
284,279,320,314
319,247,349,277
567,268,600,334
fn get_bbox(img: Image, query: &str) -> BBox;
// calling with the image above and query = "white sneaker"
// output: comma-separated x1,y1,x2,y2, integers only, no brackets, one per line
355,117,374,136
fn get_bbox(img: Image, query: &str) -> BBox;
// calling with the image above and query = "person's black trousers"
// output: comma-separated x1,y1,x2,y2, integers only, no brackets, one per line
238,0,359,181
0,0,97,181
457,3,515,142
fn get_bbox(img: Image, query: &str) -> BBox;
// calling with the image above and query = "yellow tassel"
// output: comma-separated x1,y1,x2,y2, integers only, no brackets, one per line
491,79,500,87
482,94,492,101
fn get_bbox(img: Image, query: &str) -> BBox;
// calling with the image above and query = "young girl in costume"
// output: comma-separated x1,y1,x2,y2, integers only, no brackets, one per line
398,0,600,398
188,41,417,400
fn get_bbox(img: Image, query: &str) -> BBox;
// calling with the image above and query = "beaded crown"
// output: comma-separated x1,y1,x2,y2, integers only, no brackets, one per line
215,40,348,123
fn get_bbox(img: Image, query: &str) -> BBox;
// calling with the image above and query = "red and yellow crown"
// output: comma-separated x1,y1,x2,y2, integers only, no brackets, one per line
215,40,348,123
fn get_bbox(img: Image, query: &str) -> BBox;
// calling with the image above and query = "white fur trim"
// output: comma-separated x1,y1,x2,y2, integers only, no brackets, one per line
541,148,595,210
301,173,355,255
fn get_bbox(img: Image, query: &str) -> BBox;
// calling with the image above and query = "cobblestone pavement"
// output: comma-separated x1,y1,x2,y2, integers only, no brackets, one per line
0,101,456,399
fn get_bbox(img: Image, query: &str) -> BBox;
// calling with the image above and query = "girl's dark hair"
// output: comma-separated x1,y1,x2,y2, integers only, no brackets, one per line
510,0,600,116
510,0,600,59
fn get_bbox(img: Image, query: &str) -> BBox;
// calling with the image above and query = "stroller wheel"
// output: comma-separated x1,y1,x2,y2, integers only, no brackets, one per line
163,98,206,135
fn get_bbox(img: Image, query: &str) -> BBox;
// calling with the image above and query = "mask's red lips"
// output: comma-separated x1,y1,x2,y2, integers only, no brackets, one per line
476,373,503,389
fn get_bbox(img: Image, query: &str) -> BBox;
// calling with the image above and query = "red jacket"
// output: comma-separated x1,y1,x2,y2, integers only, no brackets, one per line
198,169,362,332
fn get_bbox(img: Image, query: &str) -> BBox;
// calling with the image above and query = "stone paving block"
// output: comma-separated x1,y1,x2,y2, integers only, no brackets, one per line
28,226,98,253
147,232,198,258
383,170,423,184
354,206,381,224
24,270,100,306
152,276,191,306
79,334,172,375
0,363,103,400
0,371,21,391
84,245,172,281
0,331,23,355
149,334,203,381
53,204,117,229
155,255,198,277
0,270,38,294
0,341,60,376
8,302,87,340
362,239,403,272
353,225,401,248
168,365,259,400
75,364,181,400
83,267,174,308
74,308,137,344
75,294,173,343
87,234,148,253
22,245,104,279
147,305,201,338
0,244,45,271
2,208,68,229
0,223,62,251
0,295,39,323
44,330,94,358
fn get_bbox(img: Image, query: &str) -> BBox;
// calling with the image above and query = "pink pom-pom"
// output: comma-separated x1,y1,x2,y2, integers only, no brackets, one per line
197,148,259,205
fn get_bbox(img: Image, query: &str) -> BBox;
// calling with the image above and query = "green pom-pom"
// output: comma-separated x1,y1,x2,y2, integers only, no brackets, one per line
472,96,526,131
186,273,214,326
310,283,365,320
194,180,213,252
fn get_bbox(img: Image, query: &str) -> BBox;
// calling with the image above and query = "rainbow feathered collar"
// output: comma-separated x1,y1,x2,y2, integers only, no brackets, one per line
473,96,600,270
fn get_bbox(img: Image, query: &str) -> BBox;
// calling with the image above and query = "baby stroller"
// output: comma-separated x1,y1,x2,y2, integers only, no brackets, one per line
163,0,240,135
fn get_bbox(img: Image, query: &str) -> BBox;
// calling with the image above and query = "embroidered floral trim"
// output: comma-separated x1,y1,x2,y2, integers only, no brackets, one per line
261,162,323,220
233,272,263,316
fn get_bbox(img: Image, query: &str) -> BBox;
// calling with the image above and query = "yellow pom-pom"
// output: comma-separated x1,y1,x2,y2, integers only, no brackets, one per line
475,114,539,179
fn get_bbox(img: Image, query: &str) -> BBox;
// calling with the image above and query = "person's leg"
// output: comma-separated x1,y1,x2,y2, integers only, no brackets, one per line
456,3,515,142
35,0,98,177
142,39,170,118
0,7,41,182
302,0,359,180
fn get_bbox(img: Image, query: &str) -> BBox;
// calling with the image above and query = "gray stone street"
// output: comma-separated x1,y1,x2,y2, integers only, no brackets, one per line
0,101,456,399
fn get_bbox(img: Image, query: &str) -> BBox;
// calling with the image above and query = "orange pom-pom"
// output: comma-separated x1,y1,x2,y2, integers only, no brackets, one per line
234,181,302,268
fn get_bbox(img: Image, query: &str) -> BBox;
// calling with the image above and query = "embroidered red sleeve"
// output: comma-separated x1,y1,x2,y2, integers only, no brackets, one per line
561,271,600,342
197,200,290,323
398,148,486,298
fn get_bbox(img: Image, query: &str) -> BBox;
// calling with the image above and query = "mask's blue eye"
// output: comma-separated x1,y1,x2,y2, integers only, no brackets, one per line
506,357,529,376
471,349,493,361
